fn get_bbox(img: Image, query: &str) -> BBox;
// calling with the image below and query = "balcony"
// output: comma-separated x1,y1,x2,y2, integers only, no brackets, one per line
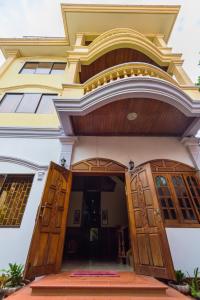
83,63,177,94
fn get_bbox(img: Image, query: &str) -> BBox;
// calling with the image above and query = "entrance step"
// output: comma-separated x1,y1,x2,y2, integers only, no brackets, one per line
6,272,192,300
30,272,167,297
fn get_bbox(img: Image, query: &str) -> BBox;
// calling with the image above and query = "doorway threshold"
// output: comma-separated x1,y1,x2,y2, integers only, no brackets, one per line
62,259,133,272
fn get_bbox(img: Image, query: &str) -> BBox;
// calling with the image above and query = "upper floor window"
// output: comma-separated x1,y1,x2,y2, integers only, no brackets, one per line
20,62,66,75
0,93,56,114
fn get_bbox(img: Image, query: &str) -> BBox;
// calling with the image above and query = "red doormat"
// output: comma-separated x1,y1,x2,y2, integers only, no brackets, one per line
70,270,120,277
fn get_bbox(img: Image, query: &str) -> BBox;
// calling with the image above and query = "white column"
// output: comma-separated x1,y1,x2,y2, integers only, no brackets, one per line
59,137,77,169
182,137,200,170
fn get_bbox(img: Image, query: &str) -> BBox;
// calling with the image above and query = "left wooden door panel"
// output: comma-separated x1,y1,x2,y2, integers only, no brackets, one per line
24,162,72,279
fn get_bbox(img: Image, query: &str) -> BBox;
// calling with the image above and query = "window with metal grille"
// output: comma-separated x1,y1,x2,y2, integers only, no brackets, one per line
20,62,66,74
0,175,34,227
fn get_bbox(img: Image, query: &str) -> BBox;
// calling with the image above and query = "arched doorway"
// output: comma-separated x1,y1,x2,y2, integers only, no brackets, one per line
71,157,128,173
25,158,199,280
63,158,129,272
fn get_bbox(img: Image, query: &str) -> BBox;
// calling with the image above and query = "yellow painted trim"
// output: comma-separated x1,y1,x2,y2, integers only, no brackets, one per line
0,84,62,93
82,62,179,94
61,4,180,14
68,28,182,67
0,113,60,128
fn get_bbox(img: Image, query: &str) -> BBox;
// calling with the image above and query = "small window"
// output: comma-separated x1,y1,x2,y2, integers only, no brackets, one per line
20,62,37,74
155,175,178,223
154,173,200,227
171,175,198,222
16,93,41,113
0,93,57,114
50,63,66,74
186,175,200,214
0,94,23,113
20,62,66,74
35,62,52,74
37,94,56,114
0,175,34,227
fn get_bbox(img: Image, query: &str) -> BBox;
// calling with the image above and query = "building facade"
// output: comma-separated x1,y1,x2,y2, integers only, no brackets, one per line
0,4,200,279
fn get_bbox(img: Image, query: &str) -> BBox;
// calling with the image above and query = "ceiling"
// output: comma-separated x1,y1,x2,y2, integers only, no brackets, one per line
72,175,118,192
61,4,180,45
71,98,195,137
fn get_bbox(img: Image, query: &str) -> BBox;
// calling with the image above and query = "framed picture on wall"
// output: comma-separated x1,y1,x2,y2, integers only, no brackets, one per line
102,209,108,225
73,209,81,225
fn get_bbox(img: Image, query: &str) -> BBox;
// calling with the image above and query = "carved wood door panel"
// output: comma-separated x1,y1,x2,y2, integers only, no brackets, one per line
125,163,175,279
24,162,72,279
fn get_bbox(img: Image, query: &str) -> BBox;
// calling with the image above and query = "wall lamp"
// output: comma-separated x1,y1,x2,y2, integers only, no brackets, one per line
60,157,66,167
129,160,135,171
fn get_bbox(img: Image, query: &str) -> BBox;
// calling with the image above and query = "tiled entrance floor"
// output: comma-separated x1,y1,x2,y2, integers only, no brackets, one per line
62,260,133,272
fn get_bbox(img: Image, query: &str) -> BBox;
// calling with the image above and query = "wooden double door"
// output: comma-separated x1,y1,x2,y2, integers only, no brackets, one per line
24,160,175,280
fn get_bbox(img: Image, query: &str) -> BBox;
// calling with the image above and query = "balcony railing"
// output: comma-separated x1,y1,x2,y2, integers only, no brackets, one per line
83,63,177,94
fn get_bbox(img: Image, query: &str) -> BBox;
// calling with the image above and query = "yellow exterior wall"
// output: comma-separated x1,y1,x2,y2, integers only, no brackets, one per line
0,56,71,128
0,24,199,129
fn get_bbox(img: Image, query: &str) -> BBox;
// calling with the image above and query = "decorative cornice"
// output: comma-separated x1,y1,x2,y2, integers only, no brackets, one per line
0,84,62,94
4,49,21,57
0,156,48,171
55,77,200,116
0,37,68,46
0,127,63,139
61,4,180,14
181,137,200,147
59,136,78,144
67,28,182,66
54,77,200,135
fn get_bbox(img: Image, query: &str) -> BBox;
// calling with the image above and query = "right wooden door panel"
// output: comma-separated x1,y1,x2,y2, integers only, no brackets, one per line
125,163,175,279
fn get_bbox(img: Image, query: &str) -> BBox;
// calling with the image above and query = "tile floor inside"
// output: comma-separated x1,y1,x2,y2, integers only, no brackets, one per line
62,260,133,272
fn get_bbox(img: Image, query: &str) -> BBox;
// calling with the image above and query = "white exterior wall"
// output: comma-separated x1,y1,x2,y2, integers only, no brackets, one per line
72,136,194,167
72,136,200,273
0,137,61,269
166,228,200,274
0,135,199,274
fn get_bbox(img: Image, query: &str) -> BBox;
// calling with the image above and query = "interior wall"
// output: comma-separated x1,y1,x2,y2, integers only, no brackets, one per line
71,136,194,168
101,177,127,227
67,176,127,228
67,192,83,227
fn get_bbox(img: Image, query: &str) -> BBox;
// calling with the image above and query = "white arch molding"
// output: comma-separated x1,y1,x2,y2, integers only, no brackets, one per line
0,156,48,180
54,77,200,136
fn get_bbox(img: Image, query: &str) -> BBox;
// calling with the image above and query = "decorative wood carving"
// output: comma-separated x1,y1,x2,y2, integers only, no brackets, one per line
125,163,175,280
72,158,127,173
150,159,195,173
24,162,72,279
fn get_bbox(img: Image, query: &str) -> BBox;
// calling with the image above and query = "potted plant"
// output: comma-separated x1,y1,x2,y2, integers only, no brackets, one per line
169,270,190,294
1,263,24,296
189,268,200,299
0,274,9,300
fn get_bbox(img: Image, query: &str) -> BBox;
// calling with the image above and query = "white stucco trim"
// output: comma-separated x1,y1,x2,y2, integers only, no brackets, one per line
181,137,200,170
54,77,200,135
0,155,48,171
0,127,63,138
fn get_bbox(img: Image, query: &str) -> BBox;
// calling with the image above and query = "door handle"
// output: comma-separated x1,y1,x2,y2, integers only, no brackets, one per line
39,205,46,218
